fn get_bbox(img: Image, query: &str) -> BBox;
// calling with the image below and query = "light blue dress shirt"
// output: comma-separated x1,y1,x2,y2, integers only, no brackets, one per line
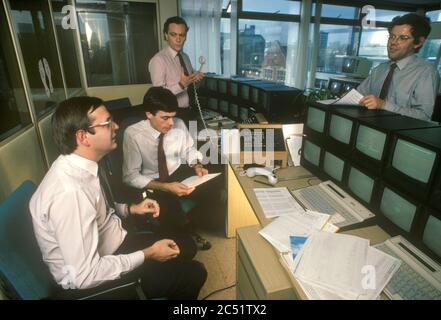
357,54,439,121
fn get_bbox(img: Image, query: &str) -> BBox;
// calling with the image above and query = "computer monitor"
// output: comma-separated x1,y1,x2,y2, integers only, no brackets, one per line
219,100,229,114
430,169,441,212
344,162,378,208
239,106,249,122
420,208,441,263
229,103,239,119
328,77,363,97
322,150,346,183
377,183,420,236
329,80,343,96
303,101,329,142
207,78,217,92
300,137,323,177
251,87,260,105
384,127,441,202
218,79,228,94
230,82,239,97
241,84,250,101
207,98,218,110
341,56,372,78
352,115,437,175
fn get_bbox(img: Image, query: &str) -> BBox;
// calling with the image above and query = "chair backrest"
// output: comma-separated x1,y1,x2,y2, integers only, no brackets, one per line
0,181,56,300
104,97,131,111
432,94,441,123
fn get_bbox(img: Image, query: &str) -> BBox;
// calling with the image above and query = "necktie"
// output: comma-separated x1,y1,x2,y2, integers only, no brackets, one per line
379,63,397,100
98,161,115,211
158,133,169,182
177,52,195,108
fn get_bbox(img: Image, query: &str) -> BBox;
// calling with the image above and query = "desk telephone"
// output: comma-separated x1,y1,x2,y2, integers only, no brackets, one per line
241,166,278,185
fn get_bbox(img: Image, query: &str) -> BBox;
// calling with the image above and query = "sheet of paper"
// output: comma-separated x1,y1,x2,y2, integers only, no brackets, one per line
181,173,221,188
253,187,304,218
292,230,370,297
286,135,303,166
334,88,364,105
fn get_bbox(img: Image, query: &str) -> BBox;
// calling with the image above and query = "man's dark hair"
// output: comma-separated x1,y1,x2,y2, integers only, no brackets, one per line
389,13,431,53
143,87,179,115
52,96,103,155
163,16,189,35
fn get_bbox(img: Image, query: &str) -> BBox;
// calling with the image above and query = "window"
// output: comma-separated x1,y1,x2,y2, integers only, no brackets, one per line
358,28,389,68
427,10,441,22
312,4,358,19
221,18,231,75
372,9,410,22
10,0,66,117
76,0,158,87
0,4,31,140
238,20,298,83
242,0,300,15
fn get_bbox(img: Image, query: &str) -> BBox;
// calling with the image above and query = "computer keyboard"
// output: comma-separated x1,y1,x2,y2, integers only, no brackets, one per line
295,187,359,227
376,243,441,300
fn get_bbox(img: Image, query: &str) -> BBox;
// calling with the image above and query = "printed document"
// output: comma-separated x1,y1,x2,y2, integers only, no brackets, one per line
253,187,304,218
334,88,364,105
181,173,221,188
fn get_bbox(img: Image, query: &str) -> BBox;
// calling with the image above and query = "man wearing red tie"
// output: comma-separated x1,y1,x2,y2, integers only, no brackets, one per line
358,13,439,121
149,16,204,123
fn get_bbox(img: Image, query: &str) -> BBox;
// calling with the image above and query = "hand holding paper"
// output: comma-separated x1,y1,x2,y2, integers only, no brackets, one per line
181,173,221,188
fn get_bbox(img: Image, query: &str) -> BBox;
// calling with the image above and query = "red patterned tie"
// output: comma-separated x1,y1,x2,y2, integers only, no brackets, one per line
379,63,397,100
158,133,169,182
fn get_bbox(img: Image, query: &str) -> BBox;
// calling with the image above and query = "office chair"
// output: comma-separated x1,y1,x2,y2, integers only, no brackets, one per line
103,97,131,111
0,180,146,300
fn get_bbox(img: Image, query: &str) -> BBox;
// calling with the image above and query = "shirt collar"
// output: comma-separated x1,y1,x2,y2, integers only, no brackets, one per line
393,54,416,70
167,45,180,58
64,153,99,177
145,120,162,140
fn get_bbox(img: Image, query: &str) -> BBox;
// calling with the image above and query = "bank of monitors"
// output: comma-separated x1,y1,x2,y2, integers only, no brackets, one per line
376,182,421,237
322,150,346,184
344,162,379,209
229,103,239,119
383,127,441,202
207,98,218,110
300,137,323,177
327,78,362,97
218,79,228,94
329,79,343,96
352,115,437,174
240,84,250,101
341,56,372,78
230,82,239,97
327,111,355,156
430,170,441,211
251,87,260,105
206,78,217,92
303,101,329,143
419,208,441,263
239,106,249,122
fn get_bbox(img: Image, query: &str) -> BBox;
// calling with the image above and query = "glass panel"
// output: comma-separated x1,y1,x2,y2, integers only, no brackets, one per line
0,5,31,140
51,0,84,97
423,215,441,257
238,19,299,83
427,10,441,22
380,188,416,232
348,167,374,203
10,0,66,117
312,4,358,19
76,0,158,86
242,0,300,15
372,9,410,22
358,27,389,69
316,24,359,74
392,139,436,184
221,18,230,75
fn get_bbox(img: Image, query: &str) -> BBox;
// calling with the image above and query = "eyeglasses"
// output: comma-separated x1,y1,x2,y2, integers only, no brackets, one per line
88,117,114,129
388,34,413,42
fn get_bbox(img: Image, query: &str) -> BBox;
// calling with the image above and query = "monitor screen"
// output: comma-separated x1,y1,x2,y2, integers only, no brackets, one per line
219,100,229,113
329,114,353,145
230,82,238,96
241,84,250,100
251,88,259,105
329,81,342,95
380,187,416,232
208,98,218,110
323,151,345,182
230,104,239,118
423,215,441,258
207,78,217,91
347,166,374,204
218,80,227,94
342,82,356,93
355,125,386,161
306,107,326,133
342,58,357,73
392,138,436,184
239,107,249,122
303,139,321,167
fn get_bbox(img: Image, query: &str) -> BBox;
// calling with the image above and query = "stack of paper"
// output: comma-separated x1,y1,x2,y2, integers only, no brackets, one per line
253,187,304,218
285,231,401,300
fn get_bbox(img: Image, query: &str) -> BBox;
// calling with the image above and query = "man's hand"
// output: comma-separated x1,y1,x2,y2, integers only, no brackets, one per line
165,182,195,196
143,239,180,262
179,69,204,88
129,199,160,218
359,95,385,109
194,164,208,177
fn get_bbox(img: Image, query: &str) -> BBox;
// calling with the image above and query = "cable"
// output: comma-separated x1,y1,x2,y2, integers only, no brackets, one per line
201,283,236,300
193,84,208,131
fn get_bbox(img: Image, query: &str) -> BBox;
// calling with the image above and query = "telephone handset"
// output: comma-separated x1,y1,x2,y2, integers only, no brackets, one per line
193,55,208,131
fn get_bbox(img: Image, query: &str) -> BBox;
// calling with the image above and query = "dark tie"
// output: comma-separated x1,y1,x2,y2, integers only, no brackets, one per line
98,161,115,211
158,133,169,182
379,63,397,100
177,52,195,108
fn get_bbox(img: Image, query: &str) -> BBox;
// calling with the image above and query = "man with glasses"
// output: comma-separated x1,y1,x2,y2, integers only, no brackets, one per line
29,96,206,299
148,16,204,123
123,87,224,250
358,13,439,121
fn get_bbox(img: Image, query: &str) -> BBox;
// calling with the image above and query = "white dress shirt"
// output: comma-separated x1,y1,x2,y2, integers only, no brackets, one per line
148,46,194,108
122,117,203,189
29,154,144,289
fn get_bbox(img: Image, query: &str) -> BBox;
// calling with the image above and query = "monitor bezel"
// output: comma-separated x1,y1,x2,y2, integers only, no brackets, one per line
415,207,441,265
320,149,348,186
300,136,325,179
383,133,440,202
343,162,379,210
429,168,441,211
303,102,330,143
326,111,357,157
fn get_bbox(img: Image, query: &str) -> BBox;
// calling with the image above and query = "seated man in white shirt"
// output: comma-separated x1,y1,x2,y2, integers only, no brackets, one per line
29,96,206,299
122,87,225,249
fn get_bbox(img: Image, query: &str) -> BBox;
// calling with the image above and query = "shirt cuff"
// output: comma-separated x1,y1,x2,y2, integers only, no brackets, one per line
128,251,145,270
115,203,129,219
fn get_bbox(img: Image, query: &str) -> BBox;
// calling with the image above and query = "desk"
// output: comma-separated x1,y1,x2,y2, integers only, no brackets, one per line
230,164,390,299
